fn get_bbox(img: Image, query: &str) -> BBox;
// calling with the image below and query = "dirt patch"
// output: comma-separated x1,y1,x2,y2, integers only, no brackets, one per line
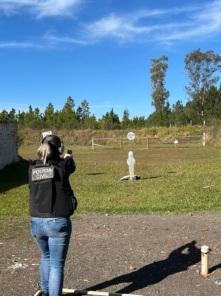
1,214,221,295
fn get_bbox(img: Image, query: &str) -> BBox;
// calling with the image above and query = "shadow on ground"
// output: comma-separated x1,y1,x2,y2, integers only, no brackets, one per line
142,176,162,180
209,263,221,273
86,173,105,176
0,157,29,193
85,240,201,295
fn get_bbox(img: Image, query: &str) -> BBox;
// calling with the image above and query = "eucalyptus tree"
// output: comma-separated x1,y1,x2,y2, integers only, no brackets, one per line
150,56,169,117
185,49,221,125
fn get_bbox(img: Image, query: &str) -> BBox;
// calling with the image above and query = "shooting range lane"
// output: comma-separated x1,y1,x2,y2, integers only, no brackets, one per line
1,214,221,295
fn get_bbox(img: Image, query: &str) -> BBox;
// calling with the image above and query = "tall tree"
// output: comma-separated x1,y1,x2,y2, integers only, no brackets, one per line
0,110,9,122
171,100,187,126
60,96,77,128
17,110,25,125
150,56,169,116
132,116,146,128
185,49,221,125
204,85,221,120
122,109,130,128
76,106,83,123
44,102,55,127
63,96,75,112
76,99,90,125
8,108,16,121
81,99,90,120
100,108,120,129
23,105,35,126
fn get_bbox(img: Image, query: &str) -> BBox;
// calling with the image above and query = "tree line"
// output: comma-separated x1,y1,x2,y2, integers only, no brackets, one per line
1,48,221,129
0,97,146,129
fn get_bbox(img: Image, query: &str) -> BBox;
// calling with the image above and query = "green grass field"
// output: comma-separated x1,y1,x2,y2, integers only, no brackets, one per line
1,145,221,217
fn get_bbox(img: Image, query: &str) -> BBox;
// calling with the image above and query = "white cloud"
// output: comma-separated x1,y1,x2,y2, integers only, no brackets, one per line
0,0,83,17
83,0,221,44
44,32,88,45
1,0,221,48
0,41,45,48
0,36,89,49
155,1,221,42
84,11,164,41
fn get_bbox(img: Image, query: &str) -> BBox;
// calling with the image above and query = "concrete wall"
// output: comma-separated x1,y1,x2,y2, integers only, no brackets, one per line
0,123,19,169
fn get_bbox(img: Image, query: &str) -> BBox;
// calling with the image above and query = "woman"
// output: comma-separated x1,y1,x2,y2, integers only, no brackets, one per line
29,135,77,296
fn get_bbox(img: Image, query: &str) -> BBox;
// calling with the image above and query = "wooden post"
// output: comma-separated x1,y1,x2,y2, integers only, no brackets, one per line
35,289,143,296
201,245,209,277
62,288,143,296
92,137,94,150
203,132,206,147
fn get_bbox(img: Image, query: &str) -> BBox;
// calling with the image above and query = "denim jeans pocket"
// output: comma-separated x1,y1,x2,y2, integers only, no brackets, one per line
47,218,71,237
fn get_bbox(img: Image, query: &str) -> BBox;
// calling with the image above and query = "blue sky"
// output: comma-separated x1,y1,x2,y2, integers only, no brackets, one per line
0,0,221,119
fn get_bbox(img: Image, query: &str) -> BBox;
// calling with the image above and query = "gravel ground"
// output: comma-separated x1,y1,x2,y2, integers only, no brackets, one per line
1,214,221,296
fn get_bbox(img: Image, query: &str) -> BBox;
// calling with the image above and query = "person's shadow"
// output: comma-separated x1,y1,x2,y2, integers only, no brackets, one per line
86,240,200,294
0,157,29,193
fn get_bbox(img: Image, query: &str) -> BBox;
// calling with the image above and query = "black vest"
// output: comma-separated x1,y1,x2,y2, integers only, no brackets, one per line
29,158,77,218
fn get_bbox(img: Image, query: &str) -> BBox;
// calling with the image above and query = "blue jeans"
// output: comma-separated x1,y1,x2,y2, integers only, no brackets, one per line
30,217,72,296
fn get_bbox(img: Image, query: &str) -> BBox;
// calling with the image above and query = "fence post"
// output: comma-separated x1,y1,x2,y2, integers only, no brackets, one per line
92,137,94,150
147,137,149,149
203,132,206,147
201,245,210,277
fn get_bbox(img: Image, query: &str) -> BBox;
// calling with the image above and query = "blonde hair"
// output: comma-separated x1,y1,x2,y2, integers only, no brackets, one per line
37,142,51,164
